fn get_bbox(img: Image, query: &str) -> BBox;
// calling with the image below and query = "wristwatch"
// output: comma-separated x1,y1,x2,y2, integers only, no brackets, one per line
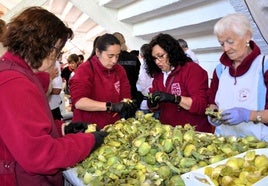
174,95,181,104
255,112,262,123
106,102,112,112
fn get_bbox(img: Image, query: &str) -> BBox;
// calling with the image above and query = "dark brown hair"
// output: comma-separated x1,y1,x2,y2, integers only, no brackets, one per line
2,6,73,69
95,33,120,53
144,33,189,77
67,53,79,63
0,19,6,42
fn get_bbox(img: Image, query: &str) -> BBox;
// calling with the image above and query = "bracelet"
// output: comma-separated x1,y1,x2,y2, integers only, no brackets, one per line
254,111,262,124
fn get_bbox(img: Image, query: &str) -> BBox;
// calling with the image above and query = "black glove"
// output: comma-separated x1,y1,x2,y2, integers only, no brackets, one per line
111,102,127,113
147,93,159,108
92,131,108,151
111,101,137,119
64,122,88,135
148,91,181,108
123,100,138,119
134,91,144,109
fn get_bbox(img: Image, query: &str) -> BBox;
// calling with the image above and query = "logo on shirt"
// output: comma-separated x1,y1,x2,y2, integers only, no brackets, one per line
114,81,120,93
171,83,181,95
237,88,249,102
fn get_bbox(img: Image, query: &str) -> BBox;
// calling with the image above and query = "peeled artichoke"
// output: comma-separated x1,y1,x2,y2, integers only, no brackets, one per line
74,111,268,185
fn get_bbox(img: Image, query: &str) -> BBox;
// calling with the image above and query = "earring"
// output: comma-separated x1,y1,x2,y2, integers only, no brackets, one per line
246,41,250,47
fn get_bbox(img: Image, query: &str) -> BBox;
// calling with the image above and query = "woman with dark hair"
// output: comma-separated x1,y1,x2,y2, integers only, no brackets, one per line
0,7,106,186
69,33,137,129
0,19,6,55
145,33,211,132
88,35,100,59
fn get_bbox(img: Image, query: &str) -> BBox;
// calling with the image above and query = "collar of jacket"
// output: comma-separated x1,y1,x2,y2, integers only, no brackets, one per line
2,51,32,72
220,40,261,77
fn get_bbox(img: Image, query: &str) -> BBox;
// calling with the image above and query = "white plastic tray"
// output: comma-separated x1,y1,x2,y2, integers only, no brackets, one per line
63,148,268,186
181,148,268,186
63,167,85,186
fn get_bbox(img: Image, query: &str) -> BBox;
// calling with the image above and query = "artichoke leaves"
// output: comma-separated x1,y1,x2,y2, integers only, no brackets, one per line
75,111,268,185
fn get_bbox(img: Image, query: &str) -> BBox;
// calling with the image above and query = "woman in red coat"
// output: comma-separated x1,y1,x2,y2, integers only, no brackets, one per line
0,7,106,186
69,33,137,129
144,33,211,133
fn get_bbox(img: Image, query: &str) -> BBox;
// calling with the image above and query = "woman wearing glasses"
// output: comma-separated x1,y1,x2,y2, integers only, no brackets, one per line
0,7,106,185
144,33,211,132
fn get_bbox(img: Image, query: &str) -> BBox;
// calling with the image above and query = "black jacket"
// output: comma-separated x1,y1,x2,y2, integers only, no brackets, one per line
118,50,143,105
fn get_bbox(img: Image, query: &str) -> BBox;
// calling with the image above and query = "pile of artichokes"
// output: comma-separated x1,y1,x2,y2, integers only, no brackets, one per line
204,150,268,185
75,112,268,186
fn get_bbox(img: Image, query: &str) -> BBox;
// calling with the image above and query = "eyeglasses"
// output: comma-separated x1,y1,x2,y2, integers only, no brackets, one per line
153,53,167,61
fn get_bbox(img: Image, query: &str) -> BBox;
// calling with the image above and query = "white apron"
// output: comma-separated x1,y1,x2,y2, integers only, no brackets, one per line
215,55,268,142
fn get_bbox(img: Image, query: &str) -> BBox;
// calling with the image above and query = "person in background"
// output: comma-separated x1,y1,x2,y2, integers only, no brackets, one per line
48,52,64,120
113,32,143,108
177,38,199,64
207,13,268,141
0,7,106,186
144,33,211,133
77,54,84,66
0,19,7,56
69,33,137,129
130,50,139,57
61,53,78,94
136,43,153,114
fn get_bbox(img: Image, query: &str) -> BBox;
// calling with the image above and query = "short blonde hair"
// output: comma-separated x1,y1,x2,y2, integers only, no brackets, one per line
113,32,128,51
214,13,252,38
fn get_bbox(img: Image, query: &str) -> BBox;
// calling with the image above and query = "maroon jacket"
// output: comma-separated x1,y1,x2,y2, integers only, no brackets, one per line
69,56,131,129
150,61,211,132
208,41,268,109
0,52,96,186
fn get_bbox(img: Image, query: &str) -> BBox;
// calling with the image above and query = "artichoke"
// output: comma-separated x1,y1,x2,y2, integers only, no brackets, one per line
74,111,268,185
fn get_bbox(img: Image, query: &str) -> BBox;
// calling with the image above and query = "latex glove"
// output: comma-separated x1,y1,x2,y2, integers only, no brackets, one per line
148,91,181,108
111,101,138,119
152,91,181,103
147,94,159,108
207,116,222,127
111,102,129,113
92,131,108,151
123,99,138,119
63,122,88,135
221,107,250,125
134,91,144,108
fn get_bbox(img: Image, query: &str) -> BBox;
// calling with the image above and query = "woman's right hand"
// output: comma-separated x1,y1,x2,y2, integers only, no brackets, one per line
111,101,137,119
206,104,222,126
63,122,89,135
91,131,108,151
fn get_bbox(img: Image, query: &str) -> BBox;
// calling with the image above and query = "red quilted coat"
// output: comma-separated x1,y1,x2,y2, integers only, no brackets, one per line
0,52,96,186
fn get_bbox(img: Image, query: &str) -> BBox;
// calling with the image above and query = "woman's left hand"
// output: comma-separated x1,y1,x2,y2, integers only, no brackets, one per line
221,107,250,125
